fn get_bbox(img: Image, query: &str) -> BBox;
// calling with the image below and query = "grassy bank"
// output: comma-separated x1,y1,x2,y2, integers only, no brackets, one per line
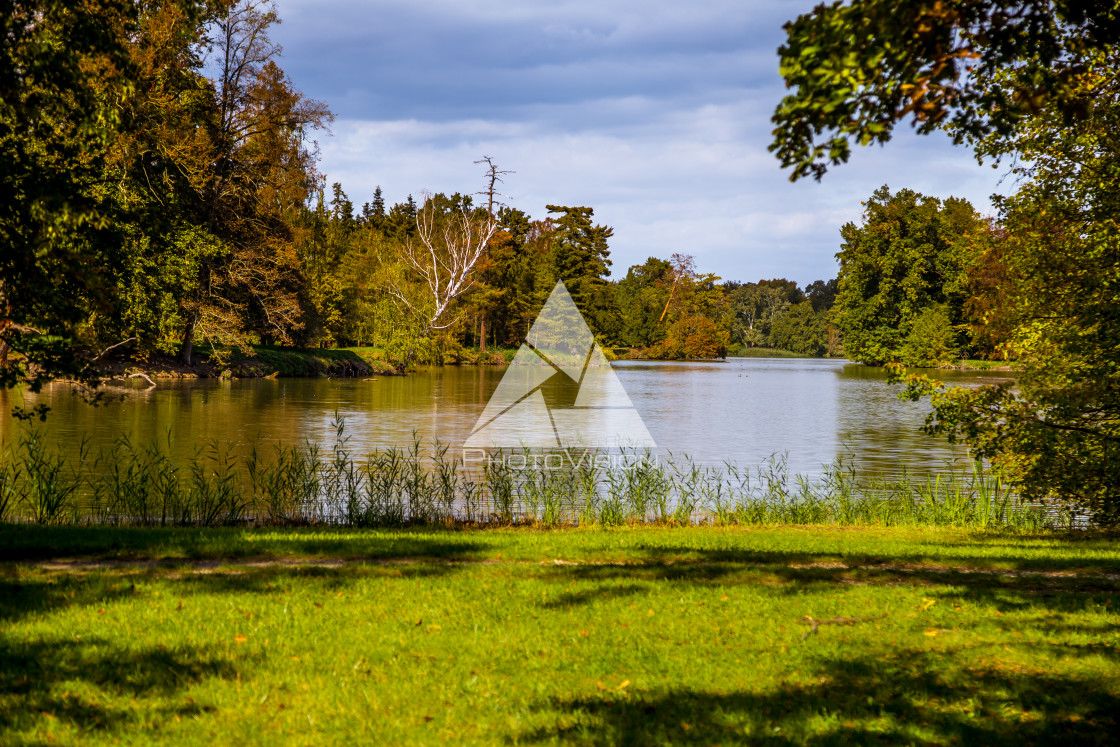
726,346,820,359
0,524,1117,745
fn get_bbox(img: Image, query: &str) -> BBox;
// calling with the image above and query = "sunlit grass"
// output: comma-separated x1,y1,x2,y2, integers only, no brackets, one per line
1,525,1117,745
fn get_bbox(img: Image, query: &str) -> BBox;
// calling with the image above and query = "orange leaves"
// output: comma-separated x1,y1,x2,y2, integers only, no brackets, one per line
595,679,631,693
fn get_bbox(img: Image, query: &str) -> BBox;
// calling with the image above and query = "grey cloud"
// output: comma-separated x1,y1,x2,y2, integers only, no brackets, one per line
273,0,786,121
268,0,1008,286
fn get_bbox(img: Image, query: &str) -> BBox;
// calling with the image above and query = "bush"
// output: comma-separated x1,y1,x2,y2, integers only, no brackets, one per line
646,315,728,359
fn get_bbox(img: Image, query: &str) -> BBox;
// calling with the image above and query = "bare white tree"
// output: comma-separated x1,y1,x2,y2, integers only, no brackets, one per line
393,192,498,331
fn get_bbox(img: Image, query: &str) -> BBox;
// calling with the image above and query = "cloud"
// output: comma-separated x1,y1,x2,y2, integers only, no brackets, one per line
271,0,1012,286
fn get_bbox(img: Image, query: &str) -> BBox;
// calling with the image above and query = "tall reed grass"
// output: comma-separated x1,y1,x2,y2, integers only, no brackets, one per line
0,417,1066,530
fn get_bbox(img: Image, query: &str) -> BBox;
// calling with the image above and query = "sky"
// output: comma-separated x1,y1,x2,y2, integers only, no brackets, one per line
269,0,1013,286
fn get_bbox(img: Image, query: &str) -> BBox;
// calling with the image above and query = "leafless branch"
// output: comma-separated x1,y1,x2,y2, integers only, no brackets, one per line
398,192,497,331
92,337,137,362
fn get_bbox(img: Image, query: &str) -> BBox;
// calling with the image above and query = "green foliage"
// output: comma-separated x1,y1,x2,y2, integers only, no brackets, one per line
0,0,138,390
771,1,1120,181
0,1,759,384
116,224,227,356
775,2,1120,522
544,205,620,339
769,302,827,357
900,304,959,367
805,278,838,312
835,186,979,365
723,278,838,356
615,257,672,347
900,87,1120,523
725,346,808,359
726,283,788,347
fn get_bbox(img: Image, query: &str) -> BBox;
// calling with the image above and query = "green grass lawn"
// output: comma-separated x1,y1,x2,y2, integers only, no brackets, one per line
1,525,1117,745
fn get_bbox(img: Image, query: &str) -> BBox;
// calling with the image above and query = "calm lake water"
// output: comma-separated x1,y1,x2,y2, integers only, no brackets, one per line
0,358,1013,479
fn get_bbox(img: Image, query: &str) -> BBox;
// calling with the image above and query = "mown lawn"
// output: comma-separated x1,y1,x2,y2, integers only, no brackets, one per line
1,525,1118,745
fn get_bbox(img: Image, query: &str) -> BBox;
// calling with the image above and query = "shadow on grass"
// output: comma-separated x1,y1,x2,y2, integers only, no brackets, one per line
0,635,245,736
629,541,1120,574
0,524,491,563
532,545,1120,640
0,560,442,739
541,583,649,610
514,646,1119,746
0,558,472,630
534,543,1120,595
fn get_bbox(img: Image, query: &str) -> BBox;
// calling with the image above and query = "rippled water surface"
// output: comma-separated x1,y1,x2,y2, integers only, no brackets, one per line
0,358,1013,477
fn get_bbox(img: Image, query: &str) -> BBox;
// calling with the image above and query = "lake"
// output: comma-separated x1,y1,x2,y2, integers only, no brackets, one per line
0,358,1013,479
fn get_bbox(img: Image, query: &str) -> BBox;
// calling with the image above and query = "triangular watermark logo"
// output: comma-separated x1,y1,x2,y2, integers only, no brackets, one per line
464,281,656,449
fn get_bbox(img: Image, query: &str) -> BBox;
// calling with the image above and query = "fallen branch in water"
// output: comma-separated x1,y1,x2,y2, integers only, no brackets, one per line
127,372,156,388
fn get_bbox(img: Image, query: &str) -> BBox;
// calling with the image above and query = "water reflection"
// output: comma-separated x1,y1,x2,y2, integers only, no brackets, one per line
0,358,1013,477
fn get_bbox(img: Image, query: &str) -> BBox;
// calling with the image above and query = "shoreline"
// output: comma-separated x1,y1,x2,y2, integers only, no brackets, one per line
88,344,1016,383
96,346,403,381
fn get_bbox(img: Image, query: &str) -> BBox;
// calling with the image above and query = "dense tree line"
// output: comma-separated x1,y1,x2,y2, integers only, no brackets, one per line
0,0,841,387
1,0,333,391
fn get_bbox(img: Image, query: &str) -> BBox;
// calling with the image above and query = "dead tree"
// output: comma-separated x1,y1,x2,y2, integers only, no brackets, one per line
472,156,512,352
395,193,498,332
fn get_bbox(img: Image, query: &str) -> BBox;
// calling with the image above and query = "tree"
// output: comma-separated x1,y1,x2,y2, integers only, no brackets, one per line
960,222,1014,359
900,304,959,367
773,1,1120,521
361,186,386,228
616,258,672,347
656,254,697,327
0,0,138,394
105,1,223,359
471,156,512,352
771,1,1120,181
395,192,497,332
727,283,790,347
174,0,330,363
545,205,612,304
905,81,1120,522
758,278,805,305
805,278,838,313
647,315,728,360
769,301,828,357
834,187,979,365
544,205,619,338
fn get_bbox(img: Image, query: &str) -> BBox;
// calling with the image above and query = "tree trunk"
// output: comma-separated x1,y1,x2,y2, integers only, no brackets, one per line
479,313,488,353
180,318,195,365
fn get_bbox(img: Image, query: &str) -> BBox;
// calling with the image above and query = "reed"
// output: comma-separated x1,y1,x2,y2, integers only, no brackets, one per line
0,421,1058,530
